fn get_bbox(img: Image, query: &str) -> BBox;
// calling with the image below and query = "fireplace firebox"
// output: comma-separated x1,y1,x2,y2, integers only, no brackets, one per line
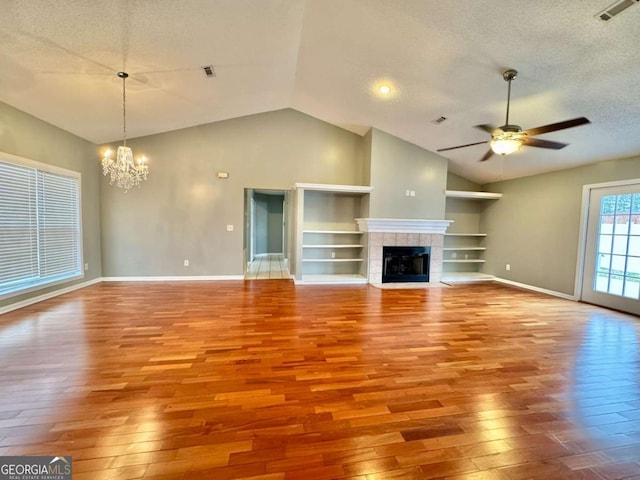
382,246,430,283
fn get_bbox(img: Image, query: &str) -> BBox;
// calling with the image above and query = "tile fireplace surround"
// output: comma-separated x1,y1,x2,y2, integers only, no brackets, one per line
356,218,453,284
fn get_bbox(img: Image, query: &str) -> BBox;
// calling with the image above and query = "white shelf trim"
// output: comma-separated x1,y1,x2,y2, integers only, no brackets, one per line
445,233,487,237
356,218,453,234
295,183,373,194
303,244,363,248
303,230,363,234
302,258,364,263
443,259,486,263
297,274,368,285
445,190,502,200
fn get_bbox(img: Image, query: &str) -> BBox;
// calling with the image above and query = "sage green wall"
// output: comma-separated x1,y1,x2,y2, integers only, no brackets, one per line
482,156,640,295
367,128,447,219
445,173,485,234
447,172,482,192
100,109,364,276
0,101,102,309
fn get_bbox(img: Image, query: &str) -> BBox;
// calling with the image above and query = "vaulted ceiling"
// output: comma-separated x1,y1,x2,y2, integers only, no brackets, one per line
1,0,639,184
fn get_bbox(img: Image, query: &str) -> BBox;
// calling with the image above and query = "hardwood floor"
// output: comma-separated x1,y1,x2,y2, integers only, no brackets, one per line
0,281,639,479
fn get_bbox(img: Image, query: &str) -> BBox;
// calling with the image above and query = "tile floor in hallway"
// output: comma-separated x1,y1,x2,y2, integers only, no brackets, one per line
245,253,290,280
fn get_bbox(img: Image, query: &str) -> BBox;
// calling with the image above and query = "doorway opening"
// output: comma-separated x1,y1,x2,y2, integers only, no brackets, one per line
244,188,291,280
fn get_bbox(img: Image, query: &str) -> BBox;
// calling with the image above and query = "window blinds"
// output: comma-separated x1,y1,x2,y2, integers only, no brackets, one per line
0,157,82,298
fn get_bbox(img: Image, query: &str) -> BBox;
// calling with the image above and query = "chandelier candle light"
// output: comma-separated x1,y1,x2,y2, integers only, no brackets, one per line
102,72,149,191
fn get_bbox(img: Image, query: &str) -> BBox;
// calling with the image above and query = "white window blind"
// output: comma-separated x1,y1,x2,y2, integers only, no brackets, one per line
0,155,82,298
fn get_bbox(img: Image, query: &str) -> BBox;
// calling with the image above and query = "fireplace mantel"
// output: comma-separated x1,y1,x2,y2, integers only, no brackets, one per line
356,218,453,234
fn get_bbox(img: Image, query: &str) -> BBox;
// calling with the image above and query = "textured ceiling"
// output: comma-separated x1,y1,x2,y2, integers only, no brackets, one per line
1,0,639,184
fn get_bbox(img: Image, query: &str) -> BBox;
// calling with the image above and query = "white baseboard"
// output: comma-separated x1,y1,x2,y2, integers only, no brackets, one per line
0,278,103,315
494,277,577,301
101,275,245,282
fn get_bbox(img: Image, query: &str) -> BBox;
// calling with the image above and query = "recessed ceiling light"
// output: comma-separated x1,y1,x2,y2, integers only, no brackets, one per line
378,85,391,95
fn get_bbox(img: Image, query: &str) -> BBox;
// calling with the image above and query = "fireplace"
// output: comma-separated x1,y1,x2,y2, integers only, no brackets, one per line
356,218,452,285
382,246,430,283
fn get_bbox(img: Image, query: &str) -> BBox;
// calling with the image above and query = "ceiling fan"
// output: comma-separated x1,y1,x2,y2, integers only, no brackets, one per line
437,69,590,162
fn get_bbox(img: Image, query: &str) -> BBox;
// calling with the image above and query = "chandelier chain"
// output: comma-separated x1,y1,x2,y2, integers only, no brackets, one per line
122,73,127,146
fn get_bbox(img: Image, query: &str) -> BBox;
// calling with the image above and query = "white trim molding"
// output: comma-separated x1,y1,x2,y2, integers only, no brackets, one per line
294,183,373,194
575,177,640,301
444,190,502,200
102,275,245,282
494,277,578,301
356,218,453,234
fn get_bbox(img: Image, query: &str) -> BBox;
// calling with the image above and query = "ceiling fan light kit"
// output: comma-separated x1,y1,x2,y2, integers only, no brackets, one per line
490,135,522,155
437,69,590,162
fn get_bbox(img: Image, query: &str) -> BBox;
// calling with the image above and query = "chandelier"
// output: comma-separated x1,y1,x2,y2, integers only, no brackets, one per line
102,72,149,191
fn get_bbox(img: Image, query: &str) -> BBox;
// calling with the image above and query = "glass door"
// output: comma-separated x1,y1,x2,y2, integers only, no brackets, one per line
582,183,640,315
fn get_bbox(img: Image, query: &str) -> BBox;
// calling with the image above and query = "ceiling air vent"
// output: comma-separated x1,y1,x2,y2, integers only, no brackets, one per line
201,65,216,78
432,116,448,126
596,0,640,21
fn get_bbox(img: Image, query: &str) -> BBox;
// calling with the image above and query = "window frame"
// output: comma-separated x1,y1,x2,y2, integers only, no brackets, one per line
0,151,84,300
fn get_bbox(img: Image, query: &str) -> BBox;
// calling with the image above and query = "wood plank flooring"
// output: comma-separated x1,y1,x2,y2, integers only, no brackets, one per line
0,281,639,479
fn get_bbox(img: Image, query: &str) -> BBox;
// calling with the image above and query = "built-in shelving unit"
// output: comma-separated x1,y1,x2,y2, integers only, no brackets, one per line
442,190,501,283
293,184,372,284
445,190,503,200
443,259,486,263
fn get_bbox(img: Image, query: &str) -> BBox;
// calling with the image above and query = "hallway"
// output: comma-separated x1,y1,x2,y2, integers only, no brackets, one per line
245,253,290,280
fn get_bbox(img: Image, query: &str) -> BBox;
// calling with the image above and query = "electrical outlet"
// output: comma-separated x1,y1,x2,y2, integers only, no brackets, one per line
506,264,511,271
410,190,415,197
465,253,469,259
452,252,457,259
184,259,189,267
405,189,410,196
331,251,336,259
84,263,89,271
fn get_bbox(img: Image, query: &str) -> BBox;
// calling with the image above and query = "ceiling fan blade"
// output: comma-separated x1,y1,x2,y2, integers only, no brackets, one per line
479,149,495,162
474,124,497,134
522,137,568,150
523,117,590,136
437,140,488,152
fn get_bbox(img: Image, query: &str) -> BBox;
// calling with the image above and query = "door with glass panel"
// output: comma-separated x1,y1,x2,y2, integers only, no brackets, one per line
582,183,640,315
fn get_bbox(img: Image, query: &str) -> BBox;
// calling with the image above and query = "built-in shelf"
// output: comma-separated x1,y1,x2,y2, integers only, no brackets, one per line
303,244,363,248
296,184,371,284
443,259,486,263
445,190,502,200
443,190,500,283
302,258,364,263
298,274,368,285
295,183,373,194
303,230,363,234
445,233,487,237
